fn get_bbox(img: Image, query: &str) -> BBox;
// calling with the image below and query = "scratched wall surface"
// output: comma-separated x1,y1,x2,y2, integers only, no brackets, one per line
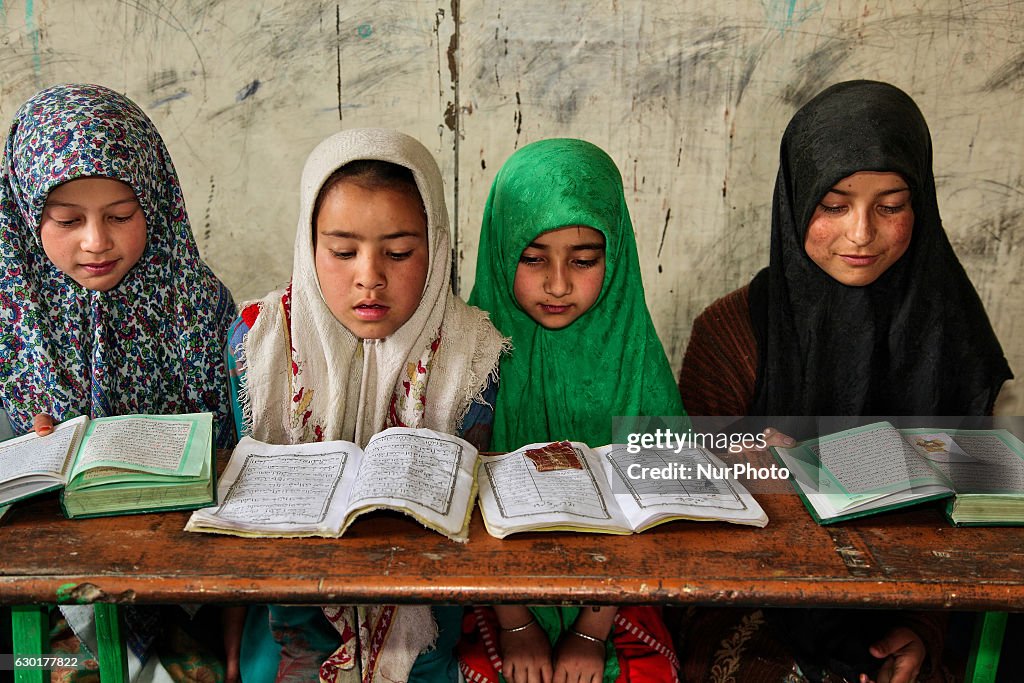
1,1,1022,413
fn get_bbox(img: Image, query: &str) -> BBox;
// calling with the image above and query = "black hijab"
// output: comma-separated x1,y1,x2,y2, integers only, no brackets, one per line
749,80,1011,416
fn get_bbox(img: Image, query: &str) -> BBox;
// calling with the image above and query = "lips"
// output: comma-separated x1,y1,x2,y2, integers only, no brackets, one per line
539,304,572,314
353,301,390,321
80,260,118,275
839,254,879,267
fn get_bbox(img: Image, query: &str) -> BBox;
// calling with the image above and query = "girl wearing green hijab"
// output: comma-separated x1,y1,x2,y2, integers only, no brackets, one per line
458,139,682,682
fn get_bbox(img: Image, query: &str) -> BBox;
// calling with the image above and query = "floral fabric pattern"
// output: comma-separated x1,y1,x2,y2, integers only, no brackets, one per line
0,84,235,444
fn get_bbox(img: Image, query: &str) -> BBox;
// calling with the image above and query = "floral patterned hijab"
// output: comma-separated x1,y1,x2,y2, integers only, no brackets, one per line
0,84,236,442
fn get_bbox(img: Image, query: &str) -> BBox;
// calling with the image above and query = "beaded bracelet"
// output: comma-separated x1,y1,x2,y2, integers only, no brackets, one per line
500,617,537,633
569,628,606,646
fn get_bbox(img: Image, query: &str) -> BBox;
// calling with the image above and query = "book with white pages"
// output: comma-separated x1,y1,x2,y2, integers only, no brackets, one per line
477,440,768,538
0,412,214,518
770,421,1024,525
186,427,479,541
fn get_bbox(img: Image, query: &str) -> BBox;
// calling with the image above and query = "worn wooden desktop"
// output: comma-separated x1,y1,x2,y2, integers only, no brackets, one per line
2,450,1022,681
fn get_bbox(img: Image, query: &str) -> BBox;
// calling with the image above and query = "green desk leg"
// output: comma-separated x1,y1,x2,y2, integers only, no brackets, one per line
93,604,129,683
11,605,47,683
965,611,1007,683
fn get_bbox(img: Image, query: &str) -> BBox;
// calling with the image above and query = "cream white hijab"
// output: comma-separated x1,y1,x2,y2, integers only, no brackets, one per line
240,128,505,448
239,129,505,682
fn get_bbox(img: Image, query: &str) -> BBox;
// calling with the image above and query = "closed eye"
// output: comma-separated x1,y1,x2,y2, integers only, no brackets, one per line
388,250,413,260
330,250,355,259
518,254,543,265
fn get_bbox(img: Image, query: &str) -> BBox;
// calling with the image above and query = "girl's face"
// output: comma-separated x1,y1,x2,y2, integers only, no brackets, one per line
804,171,914,286
39,177,147,292
314,180,429,339
513,225,606,329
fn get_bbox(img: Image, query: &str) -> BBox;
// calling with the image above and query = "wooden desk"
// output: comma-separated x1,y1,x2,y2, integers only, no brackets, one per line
2,475,1023,609
1,454,1022,681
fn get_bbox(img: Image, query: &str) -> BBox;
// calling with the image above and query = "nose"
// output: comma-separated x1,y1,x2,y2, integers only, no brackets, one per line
81,218,114,254
355,253,386,289
543,262,572,297
847,207,877,247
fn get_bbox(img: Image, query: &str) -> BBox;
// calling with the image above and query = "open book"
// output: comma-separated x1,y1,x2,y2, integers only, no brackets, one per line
186,427,478,542
477,441,768,538
0,413,214,518
771,421,1024,525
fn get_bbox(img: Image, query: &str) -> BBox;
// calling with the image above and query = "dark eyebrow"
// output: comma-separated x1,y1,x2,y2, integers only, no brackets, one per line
319,230,423,240
825,186,910,197
45,197,140,209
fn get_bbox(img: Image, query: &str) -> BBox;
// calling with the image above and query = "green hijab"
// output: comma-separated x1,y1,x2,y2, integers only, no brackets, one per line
470,138,685,451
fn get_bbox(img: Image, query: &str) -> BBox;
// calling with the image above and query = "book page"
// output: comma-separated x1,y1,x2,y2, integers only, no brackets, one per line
599,445,767,528
809,423,949,496
0,416,85,484
187,437,355,534
74,416,199,475
905,430,1024,494
477,442,631,534
351,429,467,513
346,428,477,538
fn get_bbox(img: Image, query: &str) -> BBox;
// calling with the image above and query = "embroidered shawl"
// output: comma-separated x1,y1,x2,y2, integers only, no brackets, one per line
236,128,505,683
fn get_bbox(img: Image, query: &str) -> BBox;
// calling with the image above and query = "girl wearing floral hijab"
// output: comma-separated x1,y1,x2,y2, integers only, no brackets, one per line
0,83,235,444
0,83,235,682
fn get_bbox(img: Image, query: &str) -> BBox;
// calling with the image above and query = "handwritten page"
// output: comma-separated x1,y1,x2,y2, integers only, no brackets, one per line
810,424,946,496
921,431,1024,494
76,418,194,473
603,445,747,509
0,416,84,483
218,452,347,524
478,442,635,537
599,445,768,529
351,430,464,514
189,437,355,535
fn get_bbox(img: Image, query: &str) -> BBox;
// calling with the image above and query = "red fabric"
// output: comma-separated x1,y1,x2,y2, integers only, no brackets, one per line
241,302,261,329
457,606,679,683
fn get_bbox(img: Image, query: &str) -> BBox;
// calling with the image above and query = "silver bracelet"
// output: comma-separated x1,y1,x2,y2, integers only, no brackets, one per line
501,618,537,633
569,628,606,646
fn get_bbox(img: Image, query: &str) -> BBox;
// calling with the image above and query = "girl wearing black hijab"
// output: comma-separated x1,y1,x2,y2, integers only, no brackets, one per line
678,81,1012,682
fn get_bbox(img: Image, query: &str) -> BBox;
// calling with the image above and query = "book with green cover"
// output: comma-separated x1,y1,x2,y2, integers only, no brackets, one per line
771,421,1024,525
0,412,214,518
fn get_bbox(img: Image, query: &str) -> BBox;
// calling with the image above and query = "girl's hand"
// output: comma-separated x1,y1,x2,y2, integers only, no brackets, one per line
553,630,605,683
32,413,54,436
499,623,553,683
761,427,795,448
860,626,926,683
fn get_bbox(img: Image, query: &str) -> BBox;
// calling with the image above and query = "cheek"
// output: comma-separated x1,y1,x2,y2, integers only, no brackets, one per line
886,215,913,259
313,245,345,293
803,218,837,263
395,255,430,312
579,266,606,310
123,221,148,265
509,266,528,305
